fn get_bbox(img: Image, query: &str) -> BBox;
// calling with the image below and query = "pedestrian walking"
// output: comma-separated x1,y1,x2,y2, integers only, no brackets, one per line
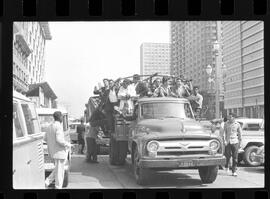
222,113,242,176
44,111,71,189
85,125,99,163
77,119,86,154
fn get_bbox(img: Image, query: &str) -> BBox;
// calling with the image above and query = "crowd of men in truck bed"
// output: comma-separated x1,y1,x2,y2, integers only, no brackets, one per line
89,74,203,136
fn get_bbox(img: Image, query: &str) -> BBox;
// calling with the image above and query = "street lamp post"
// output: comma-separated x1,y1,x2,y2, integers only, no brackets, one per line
213,40,222,119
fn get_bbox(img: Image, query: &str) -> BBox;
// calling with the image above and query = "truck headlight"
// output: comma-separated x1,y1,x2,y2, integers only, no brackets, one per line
147,140,160,152
209,140,220,151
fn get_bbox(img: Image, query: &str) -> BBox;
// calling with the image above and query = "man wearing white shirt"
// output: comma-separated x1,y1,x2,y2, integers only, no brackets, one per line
118,79,134,114
128,74,140,98
44,111,71,189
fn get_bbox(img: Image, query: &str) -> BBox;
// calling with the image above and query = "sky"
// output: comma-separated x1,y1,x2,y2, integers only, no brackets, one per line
45,22,170,118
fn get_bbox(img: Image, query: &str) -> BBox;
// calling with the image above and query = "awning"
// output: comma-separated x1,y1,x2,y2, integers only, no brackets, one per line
26,82,57,100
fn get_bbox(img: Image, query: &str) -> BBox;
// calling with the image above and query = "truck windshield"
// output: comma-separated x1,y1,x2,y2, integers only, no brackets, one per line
140,102,194,119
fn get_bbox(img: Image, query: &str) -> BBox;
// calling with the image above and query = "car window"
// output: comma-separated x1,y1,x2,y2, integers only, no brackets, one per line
21,103,39,135
140,102,194,119
245,123,260,131
38,115,54,132
13,102,24,138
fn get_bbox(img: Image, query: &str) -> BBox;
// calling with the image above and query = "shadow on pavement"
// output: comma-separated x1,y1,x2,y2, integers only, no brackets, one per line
70,155,214,188
143,170,203,188
241,166,264,174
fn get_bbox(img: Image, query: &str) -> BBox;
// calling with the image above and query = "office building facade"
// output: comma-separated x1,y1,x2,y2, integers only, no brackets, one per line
222,21,264,118
170,21,219,91
13,22,52,93
140,43,171,76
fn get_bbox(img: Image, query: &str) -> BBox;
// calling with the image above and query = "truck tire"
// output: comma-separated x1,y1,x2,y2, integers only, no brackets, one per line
243,146,261,167
133,147,148,185
62,170,69,187
109,138,118,165
198,166,218,184
117,141,128,165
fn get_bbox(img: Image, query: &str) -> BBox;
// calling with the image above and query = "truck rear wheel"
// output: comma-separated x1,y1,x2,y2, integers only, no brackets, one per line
133,147,148,185
117,141,128,165
198,166,218,184
109,138,118,165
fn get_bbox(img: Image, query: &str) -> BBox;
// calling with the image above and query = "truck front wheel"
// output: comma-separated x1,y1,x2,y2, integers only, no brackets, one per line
133,147,148,185
198,165,218,184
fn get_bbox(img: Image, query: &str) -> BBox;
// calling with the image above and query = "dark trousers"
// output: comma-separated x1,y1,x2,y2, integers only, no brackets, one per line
225,143,239,173
78,138,85,154
105,112,114,134
86,137,97,161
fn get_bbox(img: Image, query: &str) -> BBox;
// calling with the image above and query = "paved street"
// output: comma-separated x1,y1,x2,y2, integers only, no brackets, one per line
66,154,264,189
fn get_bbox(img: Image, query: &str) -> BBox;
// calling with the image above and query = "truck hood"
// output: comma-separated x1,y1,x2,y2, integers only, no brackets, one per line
137,118,212,138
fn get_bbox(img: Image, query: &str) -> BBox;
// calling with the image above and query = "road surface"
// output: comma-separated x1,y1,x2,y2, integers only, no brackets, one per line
65,154,264,189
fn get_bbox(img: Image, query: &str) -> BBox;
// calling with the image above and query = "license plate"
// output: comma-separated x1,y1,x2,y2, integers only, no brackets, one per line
178,161,194,167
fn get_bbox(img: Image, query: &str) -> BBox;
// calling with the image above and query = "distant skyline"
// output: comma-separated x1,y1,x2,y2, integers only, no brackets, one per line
44,22,170,118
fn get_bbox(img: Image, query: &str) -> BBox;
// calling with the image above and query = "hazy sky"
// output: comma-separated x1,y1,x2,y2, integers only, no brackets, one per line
45,22,170,118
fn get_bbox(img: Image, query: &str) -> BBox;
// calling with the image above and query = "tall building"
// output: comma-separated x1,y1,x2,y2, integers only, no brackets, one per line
140,43,171,76
171,21,224,119
170,21,219,91
13,22,52,93
222,21,264,118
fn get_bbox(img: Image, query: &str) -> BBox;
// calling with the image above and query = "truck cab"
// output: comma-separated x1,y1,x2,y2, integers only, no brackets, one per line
109,97,226,185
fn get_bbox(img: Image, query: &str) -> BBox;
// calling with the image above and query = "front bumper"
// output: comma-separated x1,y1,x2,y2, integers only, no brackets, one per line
139,156,226,168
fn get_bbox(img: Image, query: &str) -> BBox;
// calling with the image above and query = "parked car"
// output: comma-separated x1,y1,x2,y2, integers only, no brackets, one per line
13,91,45,189
235,118,264,166
36,108,72,187
69,121,81,144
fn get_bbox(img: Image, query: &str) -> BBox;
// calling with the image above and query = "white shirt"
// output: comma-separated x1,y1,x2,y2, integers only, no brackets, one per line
117,86,134,112
194,93,203,109
128,82,139,97
108,88,118,103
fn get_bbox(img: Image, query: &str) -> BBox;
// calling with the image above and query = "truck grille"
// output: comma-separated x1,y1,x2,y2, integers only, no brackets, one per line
157,151,209,156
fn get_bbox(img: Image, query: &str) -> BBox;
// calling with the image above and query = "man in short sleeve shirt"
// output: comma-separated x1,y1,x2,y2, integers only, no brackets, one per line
222,113,242,176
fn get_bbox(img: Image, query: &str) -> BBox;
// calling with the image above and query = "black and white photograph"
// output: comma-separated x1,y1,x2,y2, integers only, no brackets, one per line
12,21,264,189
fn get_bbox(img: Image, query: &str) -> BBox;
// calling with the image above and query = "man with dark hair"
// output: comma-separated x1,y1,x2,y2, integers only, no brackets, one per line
86,107,106,163
77,119,86,154
44,111,71,189
188,86,203,119
222,113,242,176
